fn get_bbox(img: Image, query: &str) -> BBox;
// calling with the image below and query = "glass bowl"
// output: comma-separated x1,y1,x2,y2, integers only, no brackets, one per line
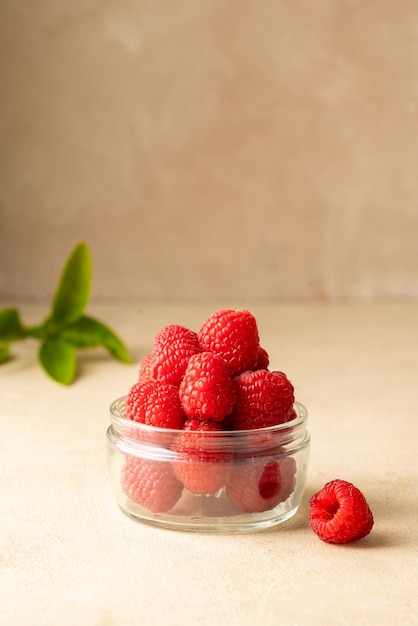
107,397,310,533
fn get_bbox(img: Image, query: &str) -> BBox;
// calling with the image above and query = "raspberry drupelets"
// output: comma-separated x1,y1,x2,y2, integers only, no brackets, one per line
231,369,295,430
150,324,200,386
198,309,260,376
255,346,270,370
125,380,185,429
227,456,297,513
138,352,154,381
179,351,235,422
172,419,231,495
121,456,183,514
309,479,374,544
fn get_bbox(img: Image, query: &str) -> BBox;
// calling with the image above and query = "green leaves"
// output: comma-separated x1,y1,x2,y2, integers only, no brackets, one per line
0,308,26,341
51,242,92,324
0,344,10,364
0,308,26,364
61,315,132,363
39,338,77,385
0,242,132,385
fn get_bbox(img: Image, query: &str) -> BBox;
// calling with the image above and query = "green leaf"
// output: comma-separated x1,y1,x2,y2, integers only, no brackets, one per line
25,323,47,340
61,315,132,363
0,308,26,341
39,338,77,385
50,242,92,325
0,343,10,364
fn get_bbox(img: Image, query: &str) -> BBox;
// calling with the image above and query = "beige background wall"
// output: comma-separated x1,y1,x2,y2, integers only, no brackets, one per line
1,0,418,302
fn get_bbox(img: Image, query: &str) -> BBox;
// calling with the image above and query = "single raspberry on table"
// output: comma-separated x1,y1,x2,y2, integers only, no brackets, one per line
121,455,183,513
125,380,185,429
179,351,236,422
309,479,374,544
150,324,201,386
226,456,297,513
198,309,260,376
172,419,232,495
231,369,295,430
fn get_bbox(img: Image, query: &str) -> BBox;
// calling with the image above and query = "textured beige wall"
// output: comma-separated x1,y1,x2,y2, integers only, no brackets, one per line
1,1,418,302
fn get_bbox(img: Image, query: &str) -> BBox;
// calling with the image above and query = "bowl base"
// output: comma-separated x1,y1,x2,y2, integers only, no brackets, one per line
118,503,301,533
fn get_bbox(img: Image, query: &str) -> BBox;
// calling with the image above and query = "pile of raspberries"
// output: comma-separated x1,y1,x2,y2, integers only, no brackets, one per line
126,308,296,431
121,309,297,516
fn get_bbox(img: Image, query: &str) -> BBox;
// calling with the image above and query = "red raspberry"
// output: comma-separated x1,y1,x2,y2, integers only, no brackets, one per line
198,309,260,376
254,346,270,370
151,324,200,386
121,455,183,513
179,351,236,422
309,479,374,544
125,380,185,429
226,456,297,513
285,407,297,422
231,370,295,430
172,419,231,495
138,352,154,381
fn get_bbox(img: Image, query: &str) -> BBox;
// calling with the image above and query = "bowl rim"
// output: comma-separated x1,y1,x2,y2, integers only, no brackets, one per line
109,395,308,438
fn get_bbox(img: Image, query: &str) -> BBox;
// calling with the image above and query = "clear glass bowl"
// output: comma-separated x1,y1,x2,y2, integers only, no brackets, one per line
107,397,310,533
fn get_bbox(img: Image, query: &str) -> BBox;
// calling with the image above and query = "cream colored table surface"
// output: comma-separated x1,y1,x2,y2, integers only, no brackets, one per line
1,303,417,626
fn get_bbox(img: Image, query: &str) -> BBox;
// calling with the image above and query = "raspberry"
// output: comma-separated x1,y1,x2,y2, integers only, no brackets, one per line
198,309,260,376
231,370,295,430
226,456,297,513
172,419,231,494
125,380,185,429
254,346,270,370
151,324,200,386
138,352,154,381
309,479,374,544
285,407,297,422
121,455,183,513
179,351,236,422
